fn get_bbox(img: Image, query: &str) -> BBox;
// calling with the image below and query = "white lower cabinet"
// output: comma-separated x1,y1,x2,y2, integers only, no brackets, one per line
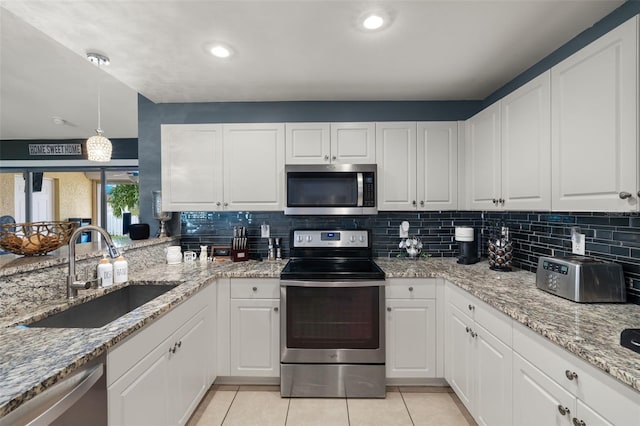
512,322,640,426
107,284,215,426
385,279,438,379
228,279,280,378
445,282,513,426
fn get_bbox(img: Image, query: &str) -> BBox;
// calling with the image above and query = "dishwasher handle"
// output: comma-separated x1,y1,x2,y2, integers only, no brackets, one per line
0,362,104,426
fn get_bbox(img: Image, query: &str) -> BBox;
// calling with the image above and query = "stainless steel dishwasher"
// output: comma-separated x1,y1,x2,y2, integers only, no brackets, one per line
0,354,106,426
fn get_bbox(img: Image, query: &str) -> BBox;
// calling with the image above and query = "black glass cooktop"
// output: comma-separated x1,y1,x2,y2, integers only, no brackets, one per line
280,258,385,281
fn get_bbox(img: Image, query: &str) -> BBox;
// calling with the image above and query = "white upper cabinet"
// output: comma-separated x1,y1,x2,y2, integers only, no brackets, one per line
377,122,457,211
286,122,375,164
417,122,458,210
466,102,502,210
161,124,223,211
466,72,551,211
160,123,284,211
223,124,285,211
285,123,331,164
551,16,638,212
501,71,551,210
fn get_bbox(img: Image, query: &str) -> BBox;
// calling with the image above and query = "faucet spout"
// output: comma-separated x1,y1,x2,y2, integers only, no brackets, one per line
67,225,120,299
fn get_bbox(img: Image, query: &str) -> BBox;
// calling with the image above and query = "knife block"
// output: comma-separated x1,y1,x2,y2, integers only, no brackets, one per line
231,249,249,262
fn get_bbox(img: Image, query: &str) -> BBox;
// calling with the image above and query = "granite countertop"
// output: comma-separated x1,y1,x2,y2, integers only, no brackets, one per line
1,257,639,418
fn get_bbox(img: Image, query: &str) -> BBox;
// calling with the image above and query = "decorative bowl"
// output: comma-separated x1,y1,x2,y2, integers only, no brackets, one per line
0,221,78,256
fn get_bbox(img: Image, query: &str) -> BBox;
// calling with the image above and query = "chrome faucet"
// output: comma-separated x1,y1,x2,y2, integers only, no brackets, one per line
67,225,120,299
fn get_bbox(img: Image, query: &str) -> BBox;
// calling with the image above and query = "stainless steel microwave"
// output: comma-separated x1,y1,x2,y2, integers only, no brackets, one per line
284,164,377,215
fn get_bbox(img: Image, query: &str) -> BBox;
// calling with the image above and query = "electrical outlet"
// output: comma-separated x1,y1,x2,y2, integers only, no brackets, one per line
261,224,270,238
572,233,585,255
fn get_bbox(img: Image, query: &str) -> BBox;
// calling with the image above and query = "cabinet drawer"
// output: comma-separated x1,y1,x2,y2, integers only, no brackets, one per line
386,278,437,299
230,278,280,299
513,322,640,426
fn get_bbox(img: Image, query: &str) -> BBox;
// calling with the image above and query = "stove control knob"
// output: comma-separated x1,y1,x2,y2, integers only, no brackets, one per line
349,235,356,243
297,235,303,243
359,235,366,243
306,235,313,242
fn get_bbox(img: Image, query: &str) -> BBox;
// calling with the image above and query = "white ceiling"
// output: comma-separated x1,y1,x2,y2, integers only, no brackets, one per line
0,0,626,140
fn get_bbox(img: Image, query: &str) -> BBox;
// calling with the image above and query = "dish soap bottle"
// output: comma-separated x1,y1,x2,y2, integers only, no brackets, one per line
97,255,113,287
113,254,128,284
200,245,208,263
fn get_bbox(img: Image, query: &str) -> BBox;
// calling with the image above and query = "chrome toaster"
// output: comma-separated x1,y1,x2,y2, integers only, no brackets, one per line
536,256,626,303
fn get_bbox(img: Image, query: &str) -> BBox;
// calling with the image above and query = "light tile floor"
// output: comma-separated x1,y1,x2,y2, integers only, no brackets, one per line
187,385,476,426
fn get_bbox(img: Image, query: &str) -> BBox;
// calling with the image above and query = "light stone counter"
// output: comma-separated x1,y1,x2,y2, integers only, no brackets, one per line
1,256,639,419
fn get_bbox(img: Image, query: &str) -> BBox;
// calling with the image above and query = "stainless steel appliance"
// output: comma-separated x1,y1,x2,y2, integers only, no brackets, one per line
280,229,386,398
284,164,377,215
536,256,626,303
0,355,106,426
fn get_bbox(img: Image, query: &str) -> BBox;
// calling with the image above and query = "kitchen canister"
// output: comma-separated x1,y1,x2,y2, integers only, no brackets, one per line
165,246,182,264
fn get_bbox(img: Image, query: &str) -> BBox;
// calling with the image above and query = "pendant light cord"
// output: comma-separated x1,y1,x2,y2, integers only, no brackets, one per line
96,61,102,133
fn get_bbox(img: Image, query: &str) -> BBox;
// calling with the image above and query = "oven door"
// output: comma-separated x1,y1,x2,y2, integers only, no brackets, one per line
280,280,385,364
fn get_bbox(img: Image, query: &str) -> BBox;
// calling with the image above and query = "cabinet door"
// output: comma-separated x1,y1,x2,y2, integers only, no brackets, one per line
466,103,501,210
230,299,280,377
330,122,375,164
375,122,417,211
445,303,474,410
551,17,638,212
386,299,436,378
108,340,171,426
501,72,551,210
172,308,211,426
223,124,285,211
474,323,513,426
161,124,223,211
417,122,458,210
574,400,615,426
513,353,575,426
285,123,331,164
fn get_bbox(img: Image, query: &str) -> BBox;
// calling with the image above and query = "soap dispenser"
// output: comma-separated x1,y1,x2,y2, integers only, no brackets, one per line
113,254,128,284
97,255,113,287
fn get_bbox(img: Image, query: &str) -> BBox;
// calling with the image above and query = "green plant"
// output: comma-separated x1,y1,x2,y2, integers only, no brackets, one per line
108,184,139,217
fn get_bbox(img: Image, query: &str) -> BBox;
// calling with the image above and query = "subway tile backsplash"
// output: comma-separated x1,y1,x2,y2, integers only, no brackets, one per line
181,210,640,304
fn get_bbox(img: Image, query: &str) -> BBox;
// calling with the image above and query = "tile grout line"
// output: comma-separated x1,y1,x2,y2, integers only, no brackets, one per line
398,389,416,426
220,388,239,426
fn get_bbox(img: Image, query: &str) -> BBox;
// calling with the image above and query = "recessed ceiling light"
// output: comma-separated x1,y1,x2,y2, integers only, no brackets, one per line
357,10,393,32
363,14,384,30
209,44,233,59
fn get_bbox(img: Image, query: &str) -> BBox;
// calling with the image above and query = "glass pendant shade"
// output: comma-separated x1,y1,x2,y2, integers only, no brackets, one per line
87,131,112,162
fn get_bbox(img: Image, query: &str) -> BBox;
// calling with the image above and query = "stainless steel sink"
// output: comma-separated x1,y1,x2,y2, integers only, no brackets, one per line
27,284,179,328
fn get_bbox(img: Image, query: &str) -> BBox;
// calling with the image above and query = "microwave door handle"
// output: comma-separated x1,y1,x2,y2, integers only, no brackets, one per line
357,172,364,207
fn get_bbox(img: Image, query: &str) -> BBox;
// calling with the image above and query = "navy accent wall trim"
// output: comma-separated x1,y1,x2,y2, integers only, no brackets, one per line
483,0,640,107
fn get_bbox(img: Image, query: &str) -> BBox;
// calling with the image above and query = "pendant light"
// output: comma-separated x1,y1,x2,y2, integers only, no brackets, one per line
86,53,112,162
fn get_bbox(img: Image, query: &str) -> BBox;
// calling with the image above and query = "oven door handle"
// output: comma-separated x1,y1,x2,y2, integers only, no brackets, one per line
280,280,385,288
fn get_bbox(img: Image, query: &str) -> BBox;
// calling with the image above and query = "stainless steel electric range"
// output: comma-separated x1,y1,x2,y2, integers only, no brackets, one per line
279,229,386,398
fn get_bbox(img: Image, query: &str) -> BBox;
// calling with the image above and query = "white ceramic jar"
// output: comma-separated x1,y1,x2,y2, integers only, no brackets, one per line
165,246,182,264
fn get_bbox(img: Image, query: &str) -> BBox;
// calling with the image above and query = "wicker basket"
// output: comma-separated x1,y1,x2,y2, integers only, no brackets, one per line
0,221,79,256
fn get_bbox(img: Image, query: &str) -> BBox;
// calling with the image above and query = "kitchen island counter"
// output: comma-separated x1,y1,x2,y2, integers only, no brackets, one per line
1,256,639,419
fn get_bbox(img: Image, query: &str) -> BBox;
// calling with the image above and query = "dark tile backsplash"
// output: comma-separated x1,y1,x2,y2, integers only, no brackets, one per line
180,210,640,304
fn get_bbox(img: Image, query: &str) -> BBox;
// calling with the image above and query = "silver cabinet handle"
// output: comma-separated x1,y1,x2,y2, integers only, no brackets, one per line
465,326,471,333
492,198,497,205
468,304,475,311
408,287,414,292
387,307,392,312
412,200,417,206
252,286,258,292
557,405,570,416
216,201,221,206
274,307,279,312
332,155,337,161
565,370,578,380
470,331,477,338
419,201,424,207
572,418,586,426
324,155,329,161
619,191,632,199
498,198,505,205
223,202,229,207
